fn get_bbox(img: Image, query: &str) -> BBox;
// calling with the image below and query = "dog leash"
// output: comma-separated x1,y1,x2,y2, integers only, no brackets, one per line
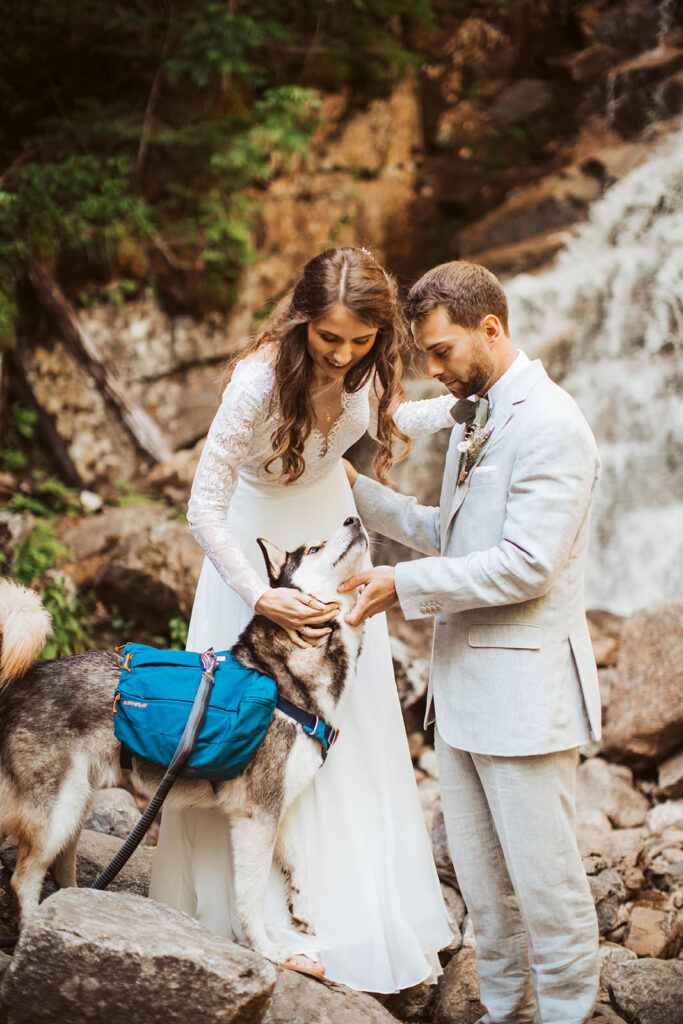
90,648,218,890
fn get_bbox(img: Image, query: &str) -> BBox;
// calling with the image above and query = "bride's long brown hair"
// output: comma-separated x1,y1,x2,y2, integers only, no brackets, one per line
228,246,411,485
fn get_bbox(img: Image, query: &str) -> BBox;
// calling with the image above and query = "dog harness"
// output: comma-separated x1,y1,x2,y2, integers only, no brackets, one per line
276,695,339,763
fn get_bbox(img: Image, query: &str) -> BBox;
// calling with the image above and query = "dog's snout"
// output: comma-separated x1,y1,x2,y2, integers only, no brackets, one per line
343,516,360,528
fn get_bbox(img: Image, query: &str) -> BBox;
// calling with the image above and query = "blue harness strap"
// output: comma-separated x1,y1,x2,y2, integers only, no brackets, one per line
276,695,339,763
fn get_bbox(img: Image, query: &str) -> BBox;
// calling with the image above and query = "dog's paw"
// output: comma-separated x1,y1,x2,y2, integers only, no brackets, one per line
260,941,294,964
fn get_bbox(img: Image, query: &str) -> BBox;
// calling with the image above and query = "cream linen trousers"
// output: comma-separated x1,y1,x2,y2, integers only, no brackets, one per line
435,731,599,1024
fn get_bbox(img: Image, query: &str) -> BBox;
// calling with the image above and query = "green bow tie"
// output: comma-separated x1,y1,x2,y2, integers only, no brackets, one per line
451,397,490,428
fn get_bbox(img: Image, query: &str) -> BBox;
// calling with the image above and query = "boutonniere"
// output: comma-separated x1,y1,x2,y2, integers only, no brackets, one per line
457,423,493,486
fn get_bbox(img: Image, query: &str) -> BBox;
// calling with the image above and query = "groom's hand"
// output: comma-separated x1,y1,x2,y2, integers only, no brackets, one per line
339,566,397,625
342,458,358,487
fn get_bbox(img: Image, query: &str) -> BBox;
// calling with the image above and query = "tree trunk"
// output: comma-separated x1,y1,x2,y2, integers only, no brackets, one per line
25,260,172,465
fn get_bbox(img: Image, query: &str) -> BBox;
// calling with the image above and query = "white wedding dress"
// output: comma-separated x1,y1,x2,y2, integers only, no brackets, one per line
149,352,454,992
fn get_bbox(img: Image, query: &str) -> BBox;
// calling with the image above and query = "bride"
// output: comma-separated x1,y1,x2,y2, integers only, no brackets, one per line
149,245,454,992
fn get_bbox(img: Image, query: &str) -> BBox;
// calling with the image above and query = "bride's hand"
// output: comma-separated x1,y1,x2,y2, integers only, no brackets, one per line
255,588,340,649
342,459,358,487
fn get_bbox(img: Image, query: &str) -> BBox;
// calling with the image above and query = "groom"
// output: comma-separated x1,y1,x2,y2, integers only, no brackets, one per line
341,261,601,1023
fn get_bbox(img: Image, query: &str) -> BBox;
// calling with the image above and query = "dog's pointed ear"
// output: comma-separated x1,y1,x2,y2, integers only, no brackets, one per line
257,538,287,585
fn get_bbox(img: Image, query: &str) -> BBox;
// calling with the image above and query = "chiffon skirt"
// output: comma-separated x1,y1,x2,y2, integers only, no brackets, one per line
149,460,452,992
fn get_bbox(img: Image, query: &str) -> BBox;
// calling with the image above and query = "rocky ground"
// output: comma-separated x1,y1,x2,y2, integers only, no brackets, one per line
0,569,681,1023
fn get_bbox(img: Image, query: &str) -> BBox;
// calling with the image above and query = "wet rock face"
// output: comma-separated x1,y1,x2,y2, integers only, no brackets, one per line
578,0,670,56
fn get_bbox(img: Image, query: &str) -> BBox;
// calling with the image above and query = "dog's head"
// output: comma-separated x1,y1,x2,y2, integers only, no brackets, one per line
256,517,368,612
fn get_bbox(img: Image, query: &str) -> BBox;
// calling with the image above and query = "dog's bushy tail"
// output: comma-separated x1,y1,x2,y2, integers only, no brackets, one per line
0,579,52,688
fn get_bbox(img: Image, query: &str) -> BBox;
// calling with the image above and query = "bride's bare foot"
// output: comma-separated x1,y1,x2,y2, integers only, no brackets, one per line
277,952,325,980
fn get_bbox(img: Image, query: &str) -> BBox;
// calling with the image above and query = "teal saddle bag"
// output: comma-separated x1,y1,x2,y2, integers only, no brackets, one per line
113,643,278,782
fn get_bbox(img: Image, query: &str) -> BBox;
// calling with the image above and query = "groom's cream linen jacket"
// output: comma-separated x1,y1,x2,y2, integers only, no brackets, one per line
353,358,601,756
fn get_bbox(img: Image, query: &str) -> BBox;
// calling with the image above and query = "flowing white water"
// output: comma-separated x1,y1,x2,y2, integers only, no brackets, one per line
505,121,683,614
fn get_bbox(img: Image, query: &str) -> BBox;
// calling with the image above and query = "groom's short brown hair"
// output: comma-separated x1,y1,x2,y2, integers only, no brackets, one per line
405,261,509,335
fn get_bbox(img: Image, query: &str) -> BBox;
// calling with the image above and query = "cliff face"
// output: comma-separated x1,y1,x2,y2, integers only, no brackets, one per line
11,1,683,489
238,0,683,289
1,0,681,652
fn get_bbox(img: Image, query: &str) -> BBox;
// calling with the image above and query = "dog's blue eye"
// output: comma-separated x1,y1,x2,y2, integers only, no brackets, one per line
307,546,320,554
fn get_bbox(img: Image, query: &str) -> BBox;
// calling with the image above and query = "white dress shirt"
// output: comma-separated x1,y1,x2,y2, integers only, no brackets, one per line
484,348,530,412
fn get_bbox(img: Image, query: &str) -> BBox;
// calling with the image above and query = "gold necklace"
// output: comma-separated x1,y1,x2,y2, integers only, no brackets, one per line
311,376,342,425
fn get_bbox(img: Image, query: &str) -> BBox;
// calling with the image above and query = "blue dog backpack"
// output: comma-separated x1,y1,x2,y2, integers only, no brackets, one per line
113,643,278,782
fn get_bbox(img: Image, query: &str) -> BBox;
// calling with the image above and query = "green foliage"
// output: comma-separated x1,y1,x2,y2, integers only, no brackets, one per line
6,155,156,259
110,605,136,634
9,404,38,440
1,449,27,472
168,616,189,650
164,6,291,88
114,479,167,510
1,403,35,472
5,472,81,518
39,575,91,660
0,0,442,329
153,615,189,650
13,520,70,586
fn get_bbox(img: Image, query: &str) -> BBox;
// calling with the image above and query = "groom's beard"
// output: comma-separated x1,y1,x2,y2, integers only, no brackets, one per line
446,341,495,399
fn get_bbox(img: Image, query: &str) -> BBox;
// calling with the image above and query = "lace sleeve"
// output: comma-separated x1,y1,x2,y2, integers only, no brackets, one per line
368,377,454,439
187,357,275,610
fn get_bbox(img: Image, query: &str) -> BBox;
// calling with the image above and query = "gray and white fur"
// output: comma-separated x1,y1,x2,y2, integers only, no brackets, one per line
0,516,368,965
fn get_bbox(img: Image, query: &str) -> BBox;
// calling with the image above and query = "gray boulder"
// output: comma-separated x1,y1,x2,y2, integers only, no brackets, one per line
432,946,485,1024
591,1007,629,1024
602,600,683,767
74,829,154,897
0,827,154,941
576,757,650,828
0,888,276,1024
261,968,399,1024
490,78,554,125
92,516,203,631
383,980,436,1023
598,942,637,1002
609,958,683,1024
60,503,203,632
658,748,683,798
589,869,627,935
85,788,141,840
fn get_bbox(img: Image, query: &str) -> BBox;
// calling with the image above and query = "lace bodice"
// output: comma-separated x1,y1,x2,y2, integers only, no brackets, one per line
187,354,454,609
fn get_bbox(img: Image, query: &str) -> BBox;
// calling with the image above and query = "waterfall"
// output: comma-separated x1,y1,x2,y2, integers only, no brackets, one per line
505,121,683,615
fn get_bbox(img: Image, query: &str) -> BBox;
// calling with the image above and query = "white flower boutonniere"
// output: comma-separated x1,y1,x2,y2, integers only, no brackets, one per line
457,423,494,486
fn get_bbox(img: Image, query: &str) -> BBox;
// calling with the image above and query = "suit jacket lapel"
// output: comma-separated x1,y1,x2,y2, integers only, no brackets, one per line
442,360,548,548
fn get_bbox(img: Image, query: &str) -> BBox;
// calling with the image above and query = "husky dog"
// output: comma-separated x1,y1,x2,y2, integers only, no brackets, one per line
0,516,368,971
